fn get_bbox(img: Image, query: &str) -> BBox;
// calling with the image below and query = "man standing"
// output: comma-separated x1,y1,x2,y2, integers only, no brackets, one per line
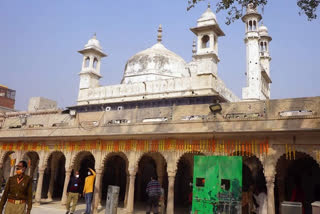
83,168,96,214
0,160,32,214
66,170,82,214
146,176,161,214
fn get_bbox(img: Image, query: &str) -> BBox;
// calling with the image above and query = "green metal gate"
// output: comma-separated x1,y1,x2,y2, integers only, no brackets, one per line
192,156,242,214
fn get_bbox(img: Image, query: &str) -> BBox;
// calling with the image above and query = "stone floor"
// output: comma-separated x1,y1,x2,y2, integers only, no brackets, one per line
31,199,190,214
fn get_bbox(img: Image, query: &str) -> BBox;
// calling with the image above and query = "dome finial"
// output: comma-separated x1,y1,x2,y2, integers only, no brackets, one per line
93,32,96,39
157,24,162,43
208,1,211,8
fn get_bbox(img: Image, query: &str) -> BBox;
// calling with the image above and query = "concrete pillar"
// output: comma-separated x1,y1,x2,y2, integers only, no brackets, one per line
166,172,176,214
92,169,102,214
35,168,45,206
124,174,130,207
266,175,275,214
126,172,136,214
61,169,71,205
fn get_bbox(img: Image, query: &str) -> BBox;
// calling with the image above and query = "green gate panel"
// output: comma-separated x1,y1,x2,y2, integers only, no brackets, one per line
192,156,242,214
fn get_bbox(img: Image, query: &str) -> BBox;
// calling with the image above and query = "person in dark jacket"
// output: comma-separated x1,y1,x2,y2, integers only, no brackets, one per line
146,176,161,214
66,170,82,214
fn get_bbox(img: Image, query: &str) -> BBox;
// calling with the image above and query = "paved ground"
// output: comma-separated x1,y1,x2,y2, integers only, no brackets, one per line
30,200,188,214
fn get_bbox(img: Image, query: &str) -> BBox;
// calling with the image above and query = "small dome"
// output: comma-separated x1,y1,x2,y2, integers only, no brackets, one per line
259,25,268,32
122,43,189,84
197,6,217,26
84,34,102,51
259,25,269,36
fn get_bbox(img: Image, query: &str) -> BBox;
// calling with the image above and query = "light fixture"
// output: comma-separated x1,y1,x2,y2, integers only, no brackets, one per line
69,109,77,116
209,103,222,114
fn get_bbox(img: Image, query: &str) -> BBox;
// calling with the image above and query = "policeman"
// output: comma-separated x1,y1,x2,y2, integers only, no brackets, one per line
0,160,32,214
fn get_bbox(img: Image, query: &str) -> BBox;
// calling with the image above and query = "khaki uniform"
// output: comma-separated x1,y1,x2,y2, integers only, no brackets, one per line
66,192,80,213
0,174,32,214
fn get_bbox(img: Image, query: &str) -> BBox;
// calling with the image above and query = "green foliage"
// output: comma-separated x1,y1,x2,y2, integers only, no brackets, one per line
187,0,319,25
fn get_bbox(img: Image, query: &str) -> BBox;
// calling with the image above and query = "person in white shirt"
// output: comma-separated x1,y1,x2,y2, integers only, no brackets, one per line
253,186,267,214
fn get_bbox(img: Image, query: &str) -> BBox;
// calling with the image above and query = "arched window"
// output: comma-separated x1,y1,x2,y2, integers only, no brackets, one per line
260,42,264,52
85,57,90,67
93,58,98,69
253,20,257,30
249,21,253,31
201,35,210,48
264,42,268,51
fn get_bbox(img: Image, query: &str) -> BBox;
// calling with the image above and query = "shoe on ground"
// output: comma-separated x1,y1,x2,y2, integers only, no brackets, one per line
65,212,69,214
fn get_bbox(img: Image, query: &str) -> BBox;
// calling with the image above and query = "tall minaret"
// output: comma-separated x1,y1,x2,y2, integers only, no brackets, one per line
78,34,107,90
190,3,225,76
241,3,263,100
258,24,272,98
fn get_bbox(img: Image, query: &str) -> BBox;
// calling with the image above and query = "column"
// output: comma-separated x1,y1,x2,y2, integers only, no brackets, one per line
47,167,56,201
266,175,275,214
124,174,130,207
126,171,136,214
166,172,176,214
34,168,45,206
61,169,71,205
92,169,102,214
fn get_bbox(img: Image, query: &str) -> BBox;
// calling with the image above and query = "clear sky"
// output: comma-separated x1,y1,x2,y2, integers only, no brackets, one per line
0,0,319,110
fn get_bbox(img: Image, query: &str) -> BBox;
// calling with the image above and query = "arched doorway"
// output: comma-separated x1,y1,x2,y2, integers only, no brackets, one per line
73,151,95,183
101,153,128,207
242,155,266,214
1,151,15,183
135,153,168,211
22,151,40,197
42,151,66,201
174,152,202,213
275,152,320,214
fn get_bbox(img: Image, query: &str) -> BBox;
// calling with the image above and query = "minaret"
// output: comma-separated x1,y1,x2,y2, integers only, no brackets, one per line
259,24,272,98
241,3,263,100
190,3,225,76
78,34,107,90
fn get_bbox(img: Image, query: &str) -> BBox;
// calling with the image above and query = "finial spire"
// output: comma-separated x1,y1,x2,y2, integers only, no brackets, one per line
208,1,211,8
93,32,97,39
157,24,162,43
192,39,196,55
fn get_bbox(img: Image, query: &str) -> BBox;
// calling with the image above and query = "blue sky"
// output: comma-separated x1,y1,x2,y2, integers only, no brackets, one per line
0,0,319,110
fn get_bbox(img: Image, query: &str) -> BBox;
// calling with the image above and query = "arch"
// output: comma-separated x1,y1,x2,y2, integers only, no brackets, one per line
135,152,168,203
101,152,129,206
42,151,66,200
174,152,204,212
249,20,253,31
93,57,98,69
275,151,320,214
201,35,210,48
85,57,90,67
253,20,257,30
71,151,95,185
0,151,15,182
260,42,264,52
22,151,40,178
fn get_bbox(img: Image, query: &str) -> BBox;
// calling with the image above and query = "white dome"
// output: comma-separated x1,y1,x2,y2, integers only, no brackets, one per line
121,43,189,84
197,6,217,26
259,25,269,37
84,34,102,51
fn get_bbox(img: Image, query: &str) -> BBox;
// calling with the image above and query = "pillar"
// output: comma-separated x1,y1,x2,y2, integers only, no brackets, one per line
166,172,176,214
124,174,130,207
61,169,71,205
34,168,45,206
266,175,275,214
126,171,136,214
47,161,56,201
92,169,102,214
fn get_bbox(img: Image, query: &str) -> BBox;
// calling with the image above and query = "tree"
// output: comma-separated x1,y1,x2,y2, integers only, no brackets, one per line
187,0,319,25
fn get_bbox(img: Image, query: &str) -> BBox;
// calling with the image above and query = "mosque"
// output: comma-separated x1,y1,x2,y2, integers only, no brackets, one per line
0,3,320,214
